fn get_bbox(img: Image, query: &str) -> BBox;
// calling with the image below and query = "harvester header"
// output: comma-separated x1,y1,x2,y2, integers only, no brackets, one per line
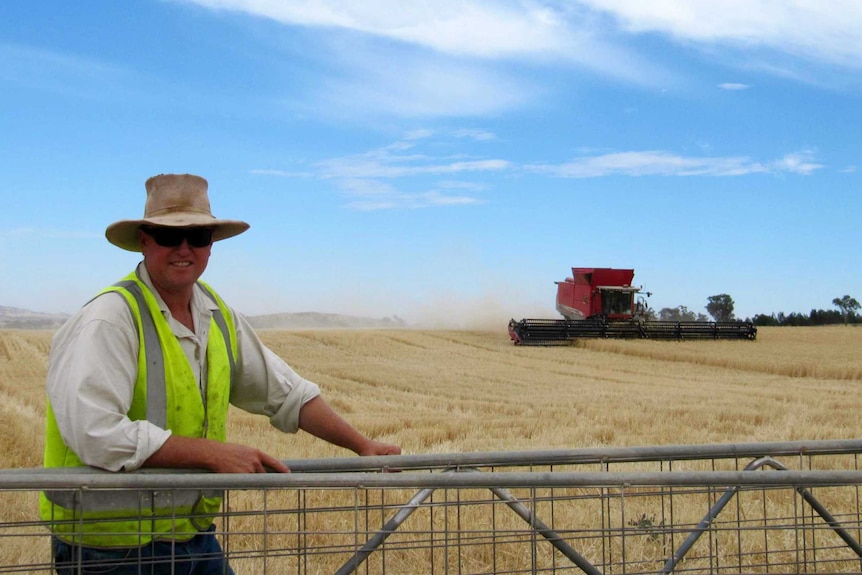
509,267,756,345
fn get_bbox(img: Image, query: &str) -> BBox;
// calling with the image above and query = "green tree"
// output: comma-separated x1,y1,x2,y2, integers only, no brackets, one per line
832,295,860,325
659,305,697,322
752,313,779,326
706,294,735,322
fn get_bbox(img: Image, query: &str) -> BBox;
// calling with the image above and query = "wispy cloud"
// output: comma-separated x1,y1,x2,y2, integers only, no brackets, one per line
249,168,314,178
318,154,509,180
185,1,599,61
438,180,490,191
180,0,862,122
314,135,510,180
322,142,505,210
345,189,484,211
254,131,505,210
527,150,823,178
770,151,823,175
454,129,497,141
404,129,435,141
719,82,750,90
182,0,672,121
579,0,862,69
256,132,826,209
337,177,483,211
308,47,539,119
185,1,862,77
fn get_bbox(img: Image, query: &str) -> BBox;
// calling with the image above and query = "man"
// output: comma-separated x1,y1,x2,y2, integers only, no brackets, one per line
41,174,401,574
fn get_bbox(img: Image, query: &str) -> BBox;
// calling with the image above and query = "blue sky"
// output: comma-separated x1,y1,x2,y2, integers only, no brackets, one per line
1,1,860,327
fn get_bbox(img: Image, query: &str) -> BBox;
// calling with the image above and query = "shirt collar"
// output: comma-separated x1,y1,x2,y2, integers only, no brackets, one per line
135,261,220,314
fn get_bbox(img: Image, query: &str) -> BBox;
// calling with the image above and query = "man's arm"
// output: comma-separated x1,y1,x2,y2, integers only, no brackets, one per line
144,397,401,473
228,310,401,459
298,396,401,456
144,435,290,473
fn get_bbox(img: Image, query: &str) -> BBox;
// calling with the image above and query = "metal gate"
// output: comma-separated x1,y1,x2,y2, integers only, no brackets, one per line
3,438,862,574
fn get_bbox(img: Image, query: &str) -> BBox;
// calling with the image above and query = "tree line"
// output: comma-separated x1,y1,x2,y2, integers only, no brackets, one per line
650,294,860,326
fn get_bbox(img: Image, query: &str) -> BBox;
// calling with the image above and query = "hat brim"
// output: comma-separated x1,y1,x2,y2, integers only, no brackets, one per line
106,214,250,252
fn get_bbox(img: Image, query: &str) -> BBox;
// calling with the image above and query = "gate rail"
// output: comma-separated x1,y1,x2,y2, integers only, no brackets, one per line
3,438,862,574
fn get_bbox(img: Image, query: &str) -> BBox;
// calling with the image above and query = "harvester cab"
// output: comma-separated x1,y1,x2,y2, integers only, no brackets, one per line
555,267,640,321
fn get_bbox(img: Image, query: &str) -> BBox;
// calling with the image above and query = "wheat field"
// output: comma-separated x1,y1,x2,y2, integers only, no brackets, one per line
1,325,861,571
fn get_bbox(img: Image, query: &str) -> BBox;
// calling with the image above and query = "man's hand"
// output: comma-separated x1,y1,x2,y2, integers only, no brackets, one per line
357,440,401,457
207,442,291,473
145,435,290,473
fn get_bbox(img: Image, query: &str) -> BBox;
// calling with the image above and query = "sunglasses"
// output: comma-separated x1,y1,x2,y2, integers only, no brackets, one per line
142,227,214,248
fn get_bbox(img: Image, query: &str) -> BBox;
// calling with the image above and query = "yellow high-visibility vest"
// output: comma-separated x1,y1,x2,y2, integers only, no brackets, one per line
40,272,238,547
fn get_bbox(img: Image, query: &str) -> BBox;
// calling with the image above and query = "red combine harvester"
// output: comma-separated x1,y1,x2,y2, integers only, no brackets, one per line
508,267,757,345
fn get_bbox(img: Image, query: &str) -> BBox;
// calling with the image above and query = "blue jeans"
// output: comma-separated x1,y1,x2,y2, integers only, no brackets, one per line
52,525,235,575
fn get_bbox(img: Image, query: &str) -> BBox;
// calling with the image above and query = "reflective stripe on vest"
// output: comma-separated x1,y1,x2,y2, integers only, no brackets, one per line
44,485,222,514
110,279,237,428
118,279,167,428
198,281,237,390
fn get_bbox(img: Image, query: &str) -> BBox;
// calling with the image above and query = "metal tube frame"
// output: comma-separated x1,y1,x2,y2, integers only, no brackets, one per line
5,438,862,574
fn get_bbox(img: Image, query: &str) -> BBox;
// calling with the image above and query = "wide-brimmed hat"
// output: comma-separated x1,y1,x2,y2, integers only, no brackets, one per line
105,174,250,252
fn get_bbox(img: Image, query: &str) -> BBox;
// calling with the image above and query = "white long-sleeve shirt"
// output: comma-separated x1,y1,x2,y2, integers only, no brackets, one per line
46,263,320,472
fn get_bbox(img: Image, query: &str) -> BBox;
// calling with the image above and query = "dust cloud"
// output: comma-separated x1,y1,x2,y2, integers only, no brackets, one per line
409,293,553,331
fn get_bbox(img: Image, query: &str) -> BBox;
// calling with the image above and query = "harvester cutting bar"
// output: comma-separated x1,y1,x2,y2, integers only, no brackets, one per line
508,318,756,345
641,320,758,340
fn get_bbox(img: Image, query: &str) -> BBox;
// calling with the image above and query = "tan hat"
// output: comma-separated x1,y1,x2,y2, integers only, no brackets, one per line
105,174,250,252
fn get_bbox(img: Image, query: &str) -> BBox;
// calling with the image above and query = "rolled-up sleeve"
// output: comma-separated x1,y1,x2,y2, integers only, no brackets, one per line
229,313,320,433
46,294,172,472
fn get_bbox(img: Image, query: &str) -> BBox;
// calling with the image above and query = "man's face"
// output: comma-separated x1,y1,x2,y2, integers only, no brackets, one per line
139,227,213,296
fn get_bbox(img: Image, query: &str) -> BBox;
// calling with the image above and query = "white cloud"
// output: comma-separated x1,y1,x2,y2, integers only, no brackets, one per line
530,151,765,177
343,184,484,211
182,0,672,91
257,134,825,210
454,129,497,141
403,129,435,141
326,150,502,209
578,0,862,69
315,52,535,118
528,149,822,178
177,0,862,125
719,82,750,90
438,180,490,191
346,191,482,212
249,168,313,178
256,133,505,210
771,151,823,175
185,0,862,74
186,1,584,59
316,140,510,180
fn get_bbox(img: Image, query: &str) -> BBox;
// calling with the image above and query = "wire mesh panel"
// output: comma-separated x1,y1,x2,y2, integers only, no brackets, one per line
3,439,862,574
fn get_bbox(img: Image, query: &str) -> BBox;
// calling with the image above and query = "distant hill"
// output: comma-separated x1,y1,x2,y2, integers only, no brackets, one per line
247,312,406,330
0,305,404,331
0,306,70,329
